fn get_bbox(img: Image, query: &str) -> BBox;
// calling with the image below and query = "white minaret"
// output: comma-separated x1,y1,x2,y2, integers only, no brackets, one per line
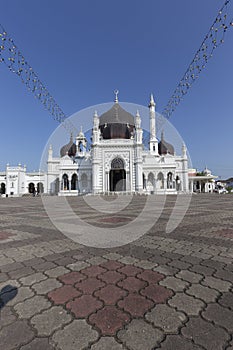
134,110,143,192
149,94,158,155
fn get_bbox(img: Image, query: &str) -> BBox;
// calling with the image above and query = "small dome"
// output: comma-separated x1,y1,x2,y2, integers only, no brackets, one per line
158,132,174,155
60,137,77,157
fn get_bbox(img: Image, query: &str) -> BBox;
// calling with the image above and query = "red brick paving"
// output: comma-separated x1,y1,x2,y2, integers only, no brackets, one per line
58,271,86,285
117,276,147,293
75,277,105,294
141,284,173,303
94,284,127,304
118,265,143,276
100,259,124,271
89,305,130,335
99,270,125,284
67,295,103,318
138,270,164,284
118,293,154,317
48,285,82,304
81,265,107,277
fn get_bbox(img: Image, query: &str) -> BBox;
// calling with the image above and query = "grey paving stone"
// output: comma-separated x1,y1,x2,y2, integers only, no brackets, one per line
90,337,125,350
31,306,72,336
182,317,230,350
175,270,203,283
7,286,34,306
67,261,90,271
146,304,187,333
159,276,189,292
52,319,99,350
168,292,205,316
159,335,203,349
201,276,231,292
20,337,55,350
218,292,233,310
0,306,17,329
0,319,34,350
44,266,69,278
14,295,51,318
202,303,233,332
186,284,219,303
32,278,62,294
117,319,163,350
20,272,47,286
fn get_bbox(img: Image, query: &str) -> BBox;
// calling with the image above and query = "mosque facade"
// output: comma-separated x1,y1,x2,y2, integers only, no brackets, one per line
1,94,209,197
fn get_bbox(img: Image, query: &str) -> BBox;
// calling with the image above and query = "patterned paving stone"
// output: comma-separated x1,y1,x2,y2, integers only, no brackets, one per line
218,291,233,310
168,293,205,315
90,337,125,350
189,264,215,276
32,278,62,294
52,319,99,350
202,303,233,332
138,269,164,284
118,276,147,292
81,265,107,277
146,304,187,333
19,338,55,350
67,294,103,317
48,285,81,304
118,264,143,276
19,272,47,286
75,277,105,294
118,256,139,265
94,284,127,304
99,270,125,284
159,276,189,292
159,335,203,349
0,319,34,350
58,271,86,284
100,259,124,270
67,261,90,271
186,284,219,303
117,319,163,350
201,276,231,292
89,306,130,335
182,317,230,349
141,284,173,303
8,266,35,279
0,261,24,272
175,270,203,283
14,295,51,318
7,286,34,306
0,306,17,329
118,293,154,317
134,259,158,269
31,306,72,336
44,266,69,278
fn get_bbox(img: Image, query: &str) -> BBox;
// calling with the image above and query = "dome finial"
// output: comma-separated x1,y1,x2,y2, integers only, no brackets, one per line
149,93,155,107
114,89,119,103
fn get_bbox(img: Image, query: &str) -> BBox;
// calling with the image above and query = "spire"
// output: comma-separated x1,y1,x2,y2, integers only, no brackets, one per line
114,89,119,103
161,131,164,141
149,93,155,108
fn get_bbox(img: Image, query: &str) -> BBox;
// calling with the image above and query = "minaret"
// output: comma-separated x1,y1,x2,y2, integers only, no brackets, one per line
149,94,158,155
76,127,87,156
134,110,143,192
92,110,100,144
92,110,100,193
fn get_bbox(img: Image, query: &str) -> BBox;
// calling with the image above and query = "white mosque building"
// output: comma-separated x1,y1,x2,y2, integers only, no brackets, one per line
0,94,215,197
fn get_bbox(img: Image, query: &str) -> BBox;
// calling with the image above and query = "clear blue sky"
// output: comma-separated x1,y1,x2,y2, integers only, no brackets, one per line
0,0,233,179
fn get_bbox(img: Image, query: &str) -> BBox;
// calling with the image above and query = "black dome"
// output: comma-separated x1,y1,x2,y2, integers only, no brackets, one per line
60,137,77,157
99,103,134,139
158,132,174,155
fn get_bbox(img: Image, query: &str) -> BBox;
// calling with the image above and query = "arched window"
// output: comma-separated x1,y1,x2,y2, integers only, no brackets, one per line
148,172,155,192
28,183,35,194
37,182,44,194
0,183,6,194
157,173,164,189
176,176,181,191
71,174,78,190
62,174,69,191
167,172,173,189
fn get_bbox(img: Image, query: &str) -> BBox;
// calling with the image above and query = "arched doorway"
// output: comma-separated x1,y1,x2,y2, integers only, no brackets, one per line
28,183,35,194
71,174,78,190
109,157,126,191
148,172,155,192
0,183,6,194
37,182,44,194
157,173,164,189
62,174,69,191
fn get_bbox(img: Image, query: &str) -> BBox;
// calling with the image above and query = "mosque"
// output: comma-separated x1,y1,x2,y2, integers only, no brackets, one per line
0,94,216,197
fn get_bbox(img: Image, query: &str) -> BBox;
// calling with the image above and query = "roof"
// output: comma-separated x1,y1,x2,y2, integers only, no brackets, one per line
99,103,134,125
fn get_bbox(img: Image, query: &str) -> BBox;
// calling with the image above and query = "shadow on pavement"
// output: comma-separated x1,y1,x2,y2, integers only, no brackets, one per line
0,285,18,309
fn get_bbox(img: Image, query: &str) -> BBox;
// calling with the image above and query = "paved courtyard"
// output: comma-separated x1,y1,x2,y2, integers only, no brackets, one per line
0,194,232,350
